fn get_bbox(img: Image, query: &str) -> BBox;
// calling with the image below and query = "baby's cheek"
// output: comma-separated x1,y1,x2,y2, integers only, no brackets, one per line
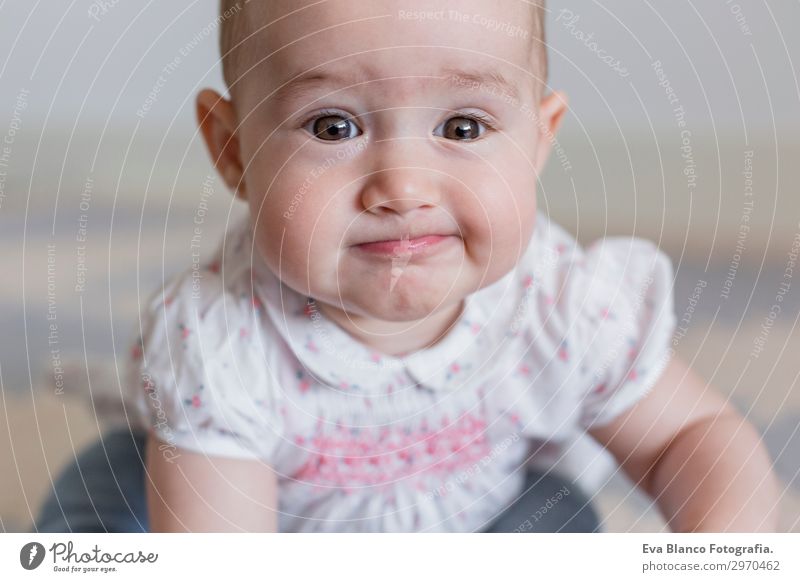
277,216,341,286
468,204,535,277
480,187,534,235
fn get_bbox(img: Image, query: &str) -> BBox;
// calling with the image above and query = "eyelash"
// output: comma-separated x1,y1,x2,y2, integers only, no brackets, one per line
457,111,497,131
299,108,498,140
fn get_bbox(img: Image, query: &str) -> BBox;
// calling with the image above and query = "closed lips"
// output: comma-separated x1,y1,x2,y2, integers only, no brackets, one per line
354,234,458,256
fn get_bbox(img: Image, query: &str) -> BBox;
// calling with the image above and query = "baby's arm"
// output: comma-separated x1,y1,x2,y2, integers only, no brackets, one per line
145,433,279,532
588,355,780,532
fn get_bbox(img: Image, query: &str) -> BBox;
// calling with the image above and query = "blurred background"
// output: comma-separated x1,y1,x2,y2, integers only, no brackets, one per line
0,0,798,532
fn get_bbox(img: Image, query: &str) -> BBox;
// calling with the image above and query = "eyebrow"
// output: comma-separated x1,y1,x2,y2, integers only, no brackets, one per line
268,66,523,107
440,66,524,104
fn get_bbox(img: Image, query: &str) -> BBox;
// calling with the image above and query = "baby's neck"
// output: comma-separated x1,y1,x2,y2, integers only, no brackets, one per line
315,299,465,357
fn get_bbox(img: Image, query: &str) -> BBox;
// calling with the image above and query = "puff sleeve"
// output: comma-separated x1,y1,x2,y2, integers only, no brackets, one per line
125,268,286,462
567,237,677,429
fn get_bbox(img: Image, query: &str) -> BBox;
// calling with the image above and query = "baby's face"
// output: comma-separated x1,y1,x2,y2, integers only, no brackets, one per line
218,0,562,322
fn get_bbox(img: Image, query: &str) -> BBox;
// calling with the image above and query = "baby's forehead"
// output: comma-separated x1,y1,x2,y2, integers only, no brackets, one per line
231,0,540,96
260,54,533,111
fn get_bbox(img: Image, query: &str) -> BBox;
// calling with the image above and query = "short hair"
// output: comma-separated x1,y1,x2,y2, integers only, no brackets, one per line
219,0,547,101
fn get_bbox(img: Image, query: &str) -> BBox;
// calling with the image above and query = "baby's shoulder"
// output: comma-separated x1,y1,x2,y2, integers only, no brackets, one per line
528,214,673,298
521,215,675,341
515,217,678,429
140,234,267,363
145,261,247,318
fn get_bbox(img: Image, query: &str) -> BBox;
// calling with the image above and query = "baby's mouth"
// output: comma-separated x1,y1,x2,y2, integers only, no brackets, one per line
351,233,460,293
353,234,456,257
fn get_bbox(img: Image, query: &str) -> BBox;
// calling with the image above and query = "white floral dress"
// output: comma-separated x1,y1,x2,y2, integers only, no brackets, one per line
125,212,676,532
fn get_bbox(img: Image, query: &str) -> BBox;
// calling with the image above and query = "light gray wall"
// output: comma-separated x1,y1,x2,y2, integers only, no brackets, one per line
0,1,797,132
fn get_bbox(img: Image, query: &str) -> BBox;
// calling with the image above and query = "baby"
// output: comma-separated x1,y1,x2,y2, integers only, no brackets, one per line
128,0,779,532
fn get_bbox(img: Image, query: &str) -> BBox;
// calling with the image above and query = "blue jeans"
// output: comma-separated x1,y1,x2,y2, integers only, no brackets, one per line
33,429,602,533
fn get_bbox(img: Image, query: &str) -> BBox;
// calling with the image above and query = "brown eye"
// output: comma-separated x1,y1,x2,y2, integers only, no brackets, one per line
442,117,481,141
309,115,360,141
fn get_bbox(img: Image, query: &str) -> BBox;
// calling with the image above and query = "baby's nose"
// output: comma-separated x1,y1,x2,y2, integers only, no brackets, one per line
359,141,443,216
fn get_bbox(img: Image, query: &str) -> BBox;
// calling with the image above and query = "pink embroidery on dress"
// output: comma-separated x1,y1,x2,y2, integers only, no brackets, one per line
293,411,492,488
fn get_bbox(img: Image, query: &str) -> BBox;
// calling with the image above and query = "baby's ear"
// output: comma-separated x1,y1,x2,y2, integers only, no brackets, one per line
196,88,246,200
533,90,569,174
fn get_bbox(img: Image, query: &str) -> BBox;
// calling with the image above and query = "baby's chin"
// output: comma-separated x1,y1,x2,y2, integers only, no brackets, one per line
328,274,466,323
